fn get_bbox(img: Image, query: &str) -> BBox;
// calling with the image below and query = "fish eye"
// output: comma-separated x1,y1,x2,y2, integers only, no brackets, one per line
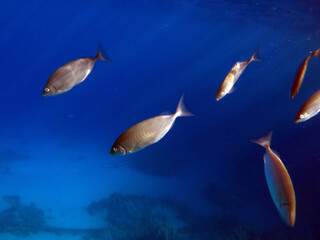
113,147,118,152
300,113,309,119
44,88,50,93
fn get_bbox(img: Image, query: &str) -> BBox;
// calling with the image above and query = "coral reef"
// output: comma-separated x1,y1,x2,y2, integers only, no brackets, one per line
212,226,261,240
0,193,308,239
0,195,46,237
87,192,189,240
85,192,278,240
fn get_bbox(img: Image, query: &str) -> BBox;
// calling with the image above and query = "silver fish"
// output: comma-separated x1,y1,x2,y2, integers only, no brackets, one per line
216,47,261,101
252,132,296,227
110,95,194,156
295,89,320,123
42,47,111,96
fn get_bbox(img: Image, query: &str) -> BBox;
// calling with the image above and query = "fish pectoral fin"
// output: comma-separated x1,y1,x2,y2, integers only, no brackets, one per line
230,86,237,93
80,69,92,83
280,201,290,207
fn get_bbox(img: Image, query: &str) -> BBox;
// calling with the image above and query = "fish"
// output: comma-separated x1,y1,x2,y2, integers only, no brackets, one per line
251,131,296,227
216,47,262,101
42,46,111,96
295,89,320,123
110,95,194,156
290,47,320,99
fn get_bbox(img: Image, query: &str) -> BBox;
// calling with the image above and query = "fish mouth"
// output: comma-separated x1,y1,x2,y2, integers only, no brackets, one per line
110,148,117,155
110,144,127,156
288,216,295,227
42,88,49,96
42,91,50,97
294,114,304,123
288,210,296,227
294,118,300,123
42,85,57,97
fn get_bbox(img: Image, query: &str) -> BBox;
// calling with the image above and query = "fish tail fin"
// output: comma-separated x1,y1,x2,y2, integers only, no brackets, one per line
249,46,262,63
251,131,273,149
175,94,194,118
312,47,320,58
95,43,112,63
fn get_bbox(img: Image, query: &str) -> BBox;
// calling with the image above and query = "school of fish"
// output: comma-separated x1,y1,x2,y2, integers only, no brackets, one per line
42,44,320,227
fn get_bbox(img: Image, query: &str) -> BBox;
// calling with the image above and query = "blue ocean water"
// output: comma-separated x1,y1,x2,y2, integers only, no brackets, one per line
0,0,320,239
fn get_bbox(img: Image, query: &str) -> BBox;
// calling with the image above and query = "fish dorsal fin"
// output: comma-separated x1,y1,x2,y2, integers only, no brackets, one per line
158,111,171,116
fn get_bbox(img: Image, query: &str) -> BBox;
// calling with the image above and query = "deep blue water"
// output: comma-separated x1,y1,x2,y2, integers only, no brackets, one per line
0,0,320,239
